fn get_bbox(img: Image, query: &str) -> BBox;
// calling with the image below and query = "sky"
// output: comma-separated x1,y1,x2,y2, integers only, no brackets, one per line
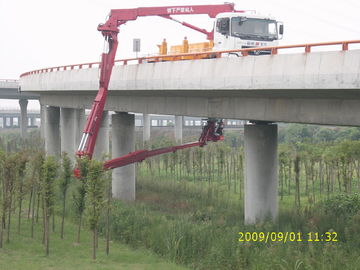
0,0,359,109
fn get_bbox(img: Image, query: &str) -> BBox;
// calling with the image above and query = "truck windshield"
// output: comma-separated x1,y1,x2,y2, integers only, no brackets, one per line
231,17,278,41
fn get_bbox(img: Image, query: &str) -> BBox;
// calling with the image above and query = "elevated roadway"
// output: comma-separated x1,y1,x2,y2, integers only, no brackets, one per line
0,79,39,100
21,48,360,127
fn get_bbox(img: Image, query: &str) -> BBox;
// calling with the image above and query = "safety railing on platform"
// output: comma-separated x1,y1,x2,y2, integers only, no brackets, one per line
20,40,360,78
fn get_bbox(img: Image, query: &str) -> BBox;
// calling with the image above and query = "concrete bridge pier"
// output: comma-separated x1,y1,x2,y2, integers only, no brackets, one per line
93,111,109,160
175,115,183,143
29,117,35,127
19,99,28,138
143,113,151,146
60,107,78,161
44,106,60,158
244,123,278,224
75,108,85,148
40,104,46,138
112,112,135,201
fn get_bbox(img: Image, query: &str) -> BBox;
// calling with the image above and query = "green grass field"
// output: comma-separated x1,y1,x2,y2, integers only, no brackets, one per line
0,218,188,270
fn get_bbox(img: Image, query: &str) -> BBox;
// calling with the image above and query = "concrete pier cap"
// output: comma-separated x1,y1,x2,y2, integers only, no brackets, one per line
244,122,278,224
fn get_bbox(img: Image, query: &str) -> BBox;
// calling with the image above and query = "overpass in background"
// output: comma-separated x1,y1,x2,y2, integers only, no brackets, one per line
0,79,39,99
19,40,360,224
0,109,40,129
0,79,40,137
0,108,244,129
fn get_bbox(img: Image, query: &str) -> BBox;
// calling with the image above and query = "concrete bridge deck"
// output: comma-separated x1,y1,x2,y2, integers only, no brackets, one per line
21,49,360,126
0,79,39,100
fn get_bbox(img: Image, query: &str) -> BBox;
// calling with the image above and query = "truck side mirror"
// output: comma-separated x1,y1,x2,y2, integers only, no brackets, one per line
279,24,284,35
216,18,230,35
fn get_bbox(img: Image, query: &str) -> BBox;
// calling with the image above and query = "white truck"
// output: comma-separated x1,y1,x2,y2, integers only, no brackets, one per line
213,12,284,54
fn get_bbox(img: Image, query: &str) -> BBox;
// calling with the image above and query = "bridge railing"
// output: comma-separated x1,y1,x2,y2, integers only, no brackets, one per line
20,40,360,78
0,79,19,83
0,79,19,89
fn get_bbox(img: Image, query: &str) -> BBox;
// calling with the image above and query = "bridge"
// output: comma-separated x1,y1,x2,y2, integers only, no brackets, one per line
19,40,360,224
0,109,40,129
0,108,243,130
0,79,40,137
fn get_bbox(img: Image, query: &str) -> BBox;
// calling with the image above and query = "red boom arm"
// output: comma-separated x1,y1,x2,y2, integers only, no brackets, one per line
104,119,224,169
76,3,234,168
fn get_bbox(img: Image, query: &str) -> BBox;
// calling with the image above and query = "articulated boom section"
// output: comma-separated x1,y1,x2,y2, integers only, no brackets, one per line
76,29,119,158
76,4,230,171
104,119,224,170
105,3,238,40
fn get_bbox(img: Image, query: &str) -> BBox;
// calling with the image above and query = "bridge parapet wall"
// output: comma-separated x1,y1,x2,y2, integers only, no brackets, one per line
21,50,360,92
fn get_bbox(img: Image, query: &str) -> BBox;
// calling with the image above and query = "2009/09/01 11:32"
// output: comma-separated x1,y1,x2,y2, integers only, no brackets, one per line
238,231,338,243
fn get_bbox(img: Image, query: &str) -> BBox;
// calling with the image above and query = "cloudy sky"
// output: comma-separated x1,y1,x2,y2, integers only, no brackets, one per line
0,0,359,109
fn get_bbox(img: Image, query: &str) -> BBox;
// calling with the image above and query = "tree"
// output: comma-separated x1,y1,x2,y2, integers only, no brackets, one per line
40,156,58,256
283,124,316,144
86,159,105,259
314,127,336,142
0,151,5,248
294,154,301,208
59,153,73,239
335,141,356,194
105,171,112,255
30,152,44,238
17,152,28,233
3,154,18,244
28,152,44,238
73,157,90,243
278,144,289,201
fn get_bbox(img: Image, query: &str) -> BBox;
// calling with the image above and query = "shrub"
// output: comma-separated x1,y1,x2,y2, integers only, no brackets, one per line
320,193,360,218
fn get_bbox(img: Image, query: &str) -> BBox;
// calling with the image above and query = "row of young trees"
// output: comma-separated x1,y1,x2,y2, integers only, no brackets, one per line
138,138,360,207
0,147,111,259
139,142,244,198
279,140,360,206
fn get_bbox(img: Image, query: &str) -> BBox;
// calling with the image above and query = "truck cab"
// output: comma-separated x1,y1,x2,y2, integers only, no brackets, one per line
213,12,283,54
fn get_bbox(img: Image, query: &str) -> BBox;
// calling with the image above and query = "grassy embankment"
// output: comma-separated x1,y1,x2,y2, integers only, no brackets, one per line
0,215,188,270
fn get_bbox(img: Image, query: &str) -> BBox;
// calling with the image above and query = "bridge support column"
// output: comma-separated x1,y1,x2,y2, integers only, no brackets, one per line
60,108,77,161
75,109,85,149
244,123,278,224
94,111,109,160
19,99,28,138
112,112,135,201
45,106,60,158
175,115,183,143
40,104,46,138
143,113,151,146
